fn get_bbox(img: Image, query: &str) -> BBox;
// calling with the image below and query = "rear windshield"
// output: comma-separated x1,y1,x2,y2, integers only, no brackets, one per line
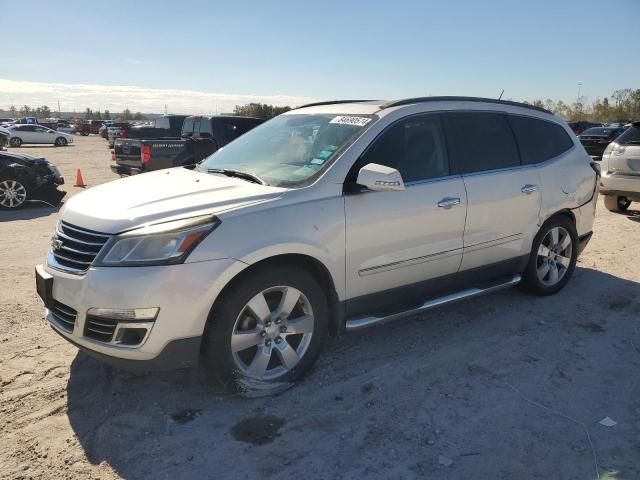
581,128,616,136
615,125,640,145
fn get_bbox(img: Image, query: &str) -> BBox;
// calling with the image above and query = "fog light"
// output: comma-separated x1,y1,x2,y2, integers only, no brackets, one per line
119,328,148,346
86,307,159,321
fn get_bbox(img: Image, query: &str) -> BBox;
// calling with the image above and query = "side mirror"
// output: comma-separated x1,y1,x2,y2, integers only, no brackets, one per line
356,163,405,192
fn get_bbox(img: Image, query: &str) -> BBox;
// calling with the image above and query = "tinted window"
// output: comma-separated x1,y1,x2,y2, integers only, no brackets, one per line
181,117,194,135
198,118,213,137
508,115,574,165
18,125,35,132
442,112,519,174
582,127,617,136
615,125,640,145
359,114,449,182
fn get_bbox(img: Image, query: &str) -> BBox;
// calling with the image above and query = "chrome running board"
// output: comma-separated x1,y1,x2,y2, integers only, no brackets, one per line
345,274,521,331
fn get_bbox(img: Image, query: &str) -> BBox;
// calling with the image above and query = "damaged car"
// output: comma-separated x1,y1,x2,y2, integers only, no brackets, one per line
0,151,66,209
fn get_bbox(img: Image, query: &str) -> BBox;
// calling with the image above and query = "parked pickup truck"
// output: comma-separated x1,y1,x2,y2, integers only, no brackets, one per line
111,115,264,175
107,115,188,148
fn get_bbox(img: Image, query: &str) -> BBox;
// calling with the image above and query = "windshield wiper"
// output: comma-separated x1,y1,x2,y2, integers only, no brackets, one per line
207,168,265,185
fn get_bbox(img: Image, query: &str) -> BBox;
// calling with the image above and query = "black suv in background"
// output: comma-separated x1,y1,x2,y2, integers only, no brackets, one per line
112,115,264,176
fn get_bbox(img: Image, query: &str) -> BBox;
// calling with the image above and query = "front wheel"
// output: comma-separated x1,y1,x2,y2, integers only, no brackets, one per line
55,137,68,146
604,195,631,212
202,266,328,392
0,177,28,209
521,216,578,296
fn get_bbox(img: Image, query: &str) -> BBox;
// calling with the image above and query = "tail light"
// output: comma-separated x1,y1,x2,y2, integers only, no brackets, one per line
119,127,127,138
111,150,115,161
141,145,151,163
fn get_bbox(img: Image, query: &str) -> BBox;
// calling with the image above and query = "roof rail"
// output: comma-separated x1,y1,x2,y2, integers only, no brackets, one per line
294,100,375,110
379,96,552,114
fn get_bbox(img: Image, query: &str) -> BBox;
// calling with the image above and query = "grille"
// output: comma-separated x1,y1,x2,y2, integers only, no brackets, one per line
84,315,118,342
51,301,77,332
51,221,111,273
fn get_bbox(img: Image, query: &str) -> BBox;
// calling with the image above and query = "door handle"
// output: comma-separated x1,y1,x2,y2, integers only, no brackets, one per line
521,184,540,194
437,197,461,209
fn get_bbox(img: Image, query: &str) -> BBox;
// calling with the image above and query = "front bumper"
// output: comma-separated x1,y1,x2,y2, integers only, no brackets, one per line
37,256,246,371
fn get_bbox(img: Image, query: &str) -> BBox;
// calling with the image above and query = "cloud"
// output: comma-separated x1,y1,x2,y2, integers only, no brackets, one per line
0,78,315,114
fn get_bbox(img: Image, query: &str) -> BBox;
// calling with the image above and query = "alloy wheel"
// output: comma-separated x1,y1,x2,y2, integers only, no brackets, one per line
0,180,27,208
536,226,572,286
231,286,315,380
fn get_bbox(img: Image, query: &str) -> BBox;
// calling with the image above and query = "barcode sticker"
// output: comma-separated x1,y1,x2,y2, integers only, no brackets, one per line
329,116,372,127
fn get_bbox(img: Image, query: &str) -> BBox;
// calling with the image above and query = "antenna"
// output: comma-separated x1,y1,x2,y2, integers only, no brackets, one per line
498,89,504,100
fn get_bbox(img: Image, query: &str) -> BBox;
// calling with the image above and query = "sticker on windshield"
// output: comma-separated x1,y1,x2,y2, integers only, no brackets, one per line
310,158,325,165
329,116,372,127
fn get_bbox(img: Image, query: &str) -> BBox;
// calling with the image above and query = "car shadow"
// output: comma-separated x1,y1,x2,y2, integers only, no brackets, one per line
624,209,640,222
65,266,640,479
0,200,63,222
8,145,75,150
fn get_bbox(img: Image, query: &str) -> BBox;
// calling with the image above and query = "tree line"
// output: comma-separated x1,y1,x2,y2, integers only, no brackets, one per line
233,103,291,119
4,105,147,121
526,88,640,122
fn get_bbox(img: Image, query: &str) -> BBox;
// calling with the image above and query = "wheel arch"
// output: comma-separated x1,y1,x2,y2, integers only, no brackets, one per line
541,208,576,228
205,253,343,338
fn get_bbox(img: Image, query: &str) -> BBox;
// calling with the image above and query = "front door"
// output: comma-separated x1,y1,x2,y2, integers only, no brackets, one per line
344,113,467,311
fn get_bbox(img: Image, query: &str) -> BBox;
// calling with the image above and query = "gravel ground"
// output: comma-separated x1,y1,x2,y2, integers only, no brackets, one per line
1,136,639,480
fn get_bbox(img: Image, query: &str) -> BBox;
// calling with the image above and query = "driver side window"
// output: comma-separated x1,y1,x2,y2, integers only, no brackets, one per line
355,114,449,184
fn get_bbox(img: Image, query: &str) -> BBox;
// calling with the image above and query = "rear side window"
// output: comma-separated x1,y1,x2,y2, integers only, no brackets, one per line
508,115,574,164
442,112,520,174
613,126,640,145
359,114,449,182
181,117,194,135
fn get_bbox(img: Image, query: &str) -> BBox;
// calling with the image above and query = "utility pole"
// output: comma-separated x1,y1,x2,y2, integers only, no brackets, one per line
577,83,582,104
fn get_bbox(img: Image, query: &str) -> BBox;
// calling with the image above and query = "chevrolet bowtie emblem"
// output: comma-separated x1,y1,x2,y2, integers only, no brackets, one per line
51,237,63,251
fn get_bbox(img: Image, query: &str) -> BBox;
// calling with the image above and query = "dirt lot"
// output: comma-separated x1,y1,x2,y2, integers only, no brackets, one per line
1,135,639,480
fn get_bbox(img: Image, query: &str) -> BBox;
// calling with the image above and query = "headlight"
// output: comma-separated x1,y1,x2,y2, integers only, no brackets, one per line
94,215,220,266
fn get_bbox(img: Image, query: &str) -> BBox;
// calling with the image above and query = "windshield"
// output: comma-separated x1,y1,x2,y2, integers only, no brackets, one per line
197,113,375,187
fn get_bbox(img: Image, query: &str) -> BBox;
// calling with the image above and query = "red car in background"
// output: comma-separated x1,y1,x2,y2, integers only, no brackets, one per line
76,120,107,136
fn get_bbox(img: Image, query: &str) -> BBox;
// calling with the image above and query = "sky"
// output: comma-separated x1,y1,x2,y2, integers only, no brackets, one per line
2,0,639,114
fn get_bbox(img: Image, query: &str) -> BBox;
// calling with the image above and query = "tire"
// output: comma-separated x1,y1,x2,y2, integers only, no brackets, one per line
0,176,29,209
521,216,578,296
9,137,22,147
80,131,89,137
201,265,329,391
55,137,68,146
604,195,631,212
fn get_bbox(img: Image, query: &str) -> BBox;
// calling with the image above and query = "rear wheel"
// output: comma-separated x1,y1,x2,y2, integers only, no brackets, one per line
522,216,578,296
9,137,22,147
0,177,28,209
604,195,631,212
202,266,328,392
55,137,68,146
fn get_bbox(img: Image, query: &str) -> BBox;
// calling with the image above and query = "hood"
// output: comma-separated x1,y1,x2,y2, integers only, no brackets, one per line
0,151,47,165
61,167,287,233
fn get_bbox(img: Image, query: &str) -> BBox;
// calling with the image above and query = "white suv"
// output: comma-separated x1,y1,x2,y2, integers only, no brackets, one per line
600,121,640,212
35,97,599,390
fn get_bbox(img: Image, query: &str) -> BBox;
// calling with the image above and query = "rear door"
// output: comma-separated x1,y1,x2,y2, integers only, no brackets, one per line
345,113,467,305
18,125,37,143
442,111,541,277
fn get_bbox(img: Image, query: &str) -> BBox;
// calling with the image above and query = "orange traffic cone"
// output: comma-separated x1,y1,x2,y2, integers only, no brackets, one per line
74,168,86,188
